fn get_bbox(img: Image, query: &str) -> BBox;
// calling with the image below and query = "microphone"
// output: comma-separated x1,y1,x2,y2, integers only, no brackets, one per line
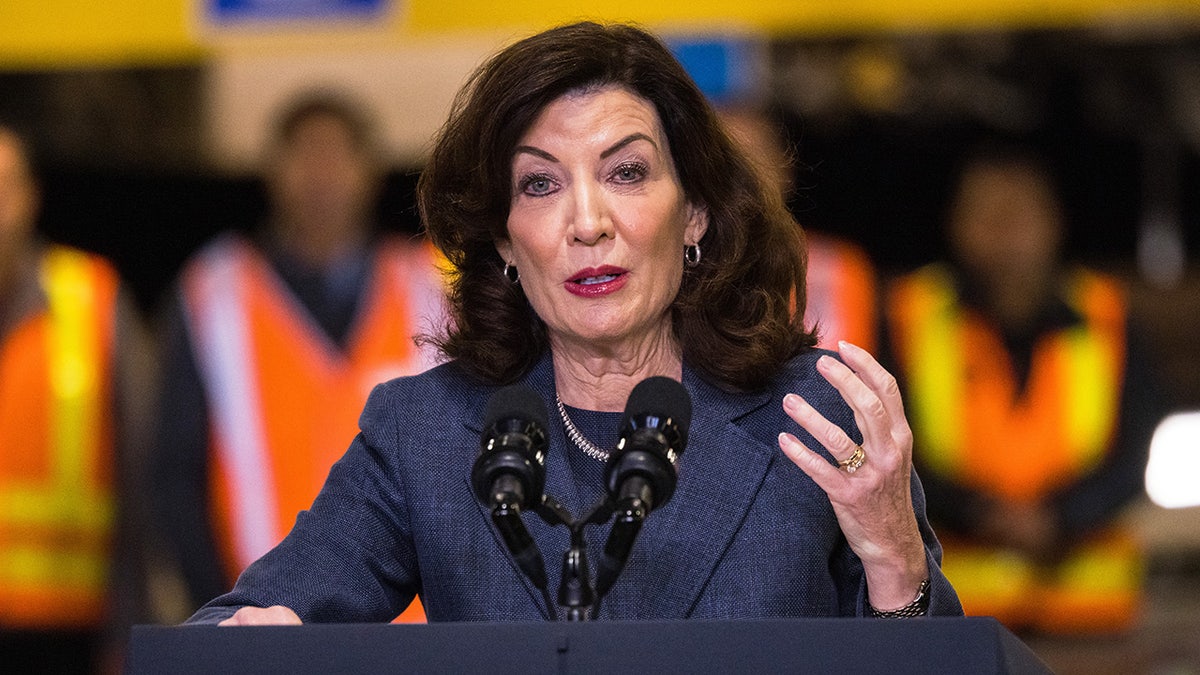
596,376,692,597
471,384,550,590
472,384,548,511
606,376,691,512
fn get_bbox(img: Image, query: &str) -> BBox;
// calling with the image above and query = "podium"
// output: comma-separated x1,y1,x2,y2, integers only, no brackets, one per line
127,617,1050,673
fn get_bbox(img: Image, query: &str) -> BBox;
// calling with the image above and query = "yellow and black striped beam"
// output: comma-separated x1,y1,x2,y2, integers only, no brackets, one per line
2,0,1198,69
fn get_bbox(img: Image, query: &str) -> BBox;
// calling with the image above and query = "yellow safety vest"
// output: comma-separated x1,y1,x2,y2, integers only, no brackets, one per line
889,264,1124,502
0,247,118,629
888,264,1140,634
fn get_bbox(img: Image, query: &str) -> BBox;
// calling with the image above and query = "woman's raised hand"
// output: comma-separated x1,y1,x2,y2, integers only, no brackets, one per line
777,341,928,611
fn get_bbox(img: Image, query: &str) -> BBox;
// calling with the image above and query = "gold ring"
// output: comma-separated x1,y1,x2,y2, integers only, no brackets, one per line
839,445,866,473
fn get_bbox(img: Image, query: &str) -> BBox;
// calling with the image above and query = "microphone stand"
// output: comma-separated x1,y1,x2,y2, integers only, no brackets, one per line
483,379,687,622
492,471,666,621
533,496,615,621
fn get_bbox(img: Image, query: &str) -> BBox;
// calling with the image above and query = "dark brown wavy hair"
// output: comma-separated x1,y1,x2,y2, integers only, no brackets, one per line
418,21,815,392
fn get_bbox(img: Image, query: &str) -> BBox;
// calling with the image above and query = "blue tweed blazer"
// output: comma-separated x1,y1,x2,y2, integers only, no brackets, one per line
189,349,961,623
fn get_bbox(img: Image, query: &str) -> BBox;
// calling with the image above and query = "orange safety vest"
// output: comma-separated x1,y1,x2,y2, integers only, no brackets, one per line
888,264,1140,633
804,234,877,353
0,247,119,629
182,235,444,622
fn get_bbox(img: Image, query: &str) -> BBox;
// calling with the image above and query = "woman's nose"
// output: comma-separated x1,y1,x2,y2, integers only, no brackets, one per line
568,180,613,245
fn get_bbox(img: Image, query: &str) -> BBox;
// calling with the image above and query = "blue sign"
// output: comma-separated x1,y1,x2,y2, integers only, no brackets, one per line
207,0,389,23
668,37,762,106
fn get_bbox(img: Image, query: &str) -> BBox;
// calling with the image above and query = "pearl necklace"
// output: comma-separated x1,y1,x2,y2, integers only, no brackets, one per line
554,393,611,462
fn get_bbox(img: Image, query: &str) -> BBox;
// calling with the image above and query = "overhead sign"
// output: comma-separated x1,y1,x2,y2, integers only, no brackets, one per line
205,0,391,24
668,36,766,107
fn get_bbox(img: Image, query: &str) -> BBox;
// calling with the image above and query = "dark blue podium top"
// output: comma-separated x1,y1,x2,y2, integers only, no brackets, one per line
128,617,1049,674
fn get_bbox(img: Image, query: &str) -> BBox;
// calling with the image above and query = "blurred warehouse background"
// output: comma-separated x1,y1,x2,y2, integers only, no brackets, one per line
2,1,1200,672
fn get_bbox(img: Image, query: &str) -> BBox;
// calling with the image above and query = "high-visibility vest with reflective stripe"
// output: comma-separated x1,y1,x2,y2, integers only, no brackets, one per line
888,264,1125,503
183,235,445,583
888,264,1139,633
0,247,118,629
804,234,877,353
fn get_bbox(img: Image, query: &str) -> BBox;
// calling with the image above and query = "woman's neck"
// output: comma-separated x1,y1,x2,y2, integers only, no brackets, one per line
550,323,683,412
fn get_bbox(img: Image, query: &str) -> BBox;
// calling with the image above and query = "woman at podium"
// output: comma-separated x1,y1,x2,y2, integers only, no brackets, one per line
190,21,962,625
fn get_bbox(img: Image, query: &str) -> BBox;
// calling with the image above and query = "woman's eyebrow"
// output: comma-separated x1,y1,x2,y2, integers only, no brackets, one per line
600,133,656,159
512,132,656,164
513,145,558,162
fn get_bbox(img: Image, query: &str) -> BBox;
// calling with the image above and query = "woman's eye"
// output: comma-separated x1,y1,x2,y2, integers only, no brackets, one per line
612,163,647,183
520,174,556,196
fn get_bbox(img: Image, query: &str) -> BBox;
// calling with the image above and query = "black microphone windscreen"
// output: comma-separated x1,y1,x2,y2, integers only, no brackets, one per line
483,384,548,431
623,376,692,440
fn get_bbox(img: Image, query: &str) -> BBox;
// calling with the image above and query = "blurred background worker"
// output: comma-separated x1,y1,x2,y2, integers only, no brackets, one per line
670,38,878,353
714,105,878,353
0,124,150,672
150,92,444,622
884,141,1165,635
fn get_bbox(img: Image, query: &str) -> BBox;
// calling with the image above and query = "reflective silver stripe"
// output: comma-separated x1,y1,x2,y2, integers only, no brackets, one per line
184,241,279,569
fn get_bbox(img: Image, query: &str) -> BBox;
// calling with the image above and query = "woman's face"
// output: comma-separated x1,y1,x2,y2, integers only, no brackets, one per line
498,85,707,351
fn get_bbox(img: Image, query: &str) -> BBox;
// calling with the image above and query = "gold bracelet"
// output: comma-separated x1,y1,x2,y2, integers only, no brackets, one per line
868,578,930,618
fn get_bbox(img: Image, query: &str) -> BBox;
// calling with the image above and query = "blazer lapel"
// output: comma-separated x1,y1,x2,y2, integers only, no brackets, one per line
627,367,776,618
460,355,577,619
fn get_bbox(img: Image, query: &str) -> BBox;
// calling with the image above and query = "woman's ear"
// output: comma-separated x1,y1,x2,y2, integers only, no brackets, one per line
494,238,513,264
685,202,710,246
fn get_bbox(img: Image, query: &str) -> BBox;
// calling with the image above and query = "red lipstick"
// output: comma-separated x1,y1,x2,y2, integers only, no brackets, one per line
564,265,628,298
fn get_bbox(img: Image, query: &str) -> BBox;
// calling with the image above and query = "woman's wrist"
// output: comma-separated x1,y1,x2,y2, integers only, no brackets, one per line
863,552,929,612
868,578,931,618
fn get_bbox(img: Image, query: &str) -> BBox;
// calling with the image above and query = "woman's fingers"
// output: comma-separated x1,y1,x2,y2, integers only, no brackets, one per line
814,353,891,459
837,341,913,456
218,605,303,626
782,393,861,466
836,341,898,408
779,392,871,496
783,346,912,479
778,431,845,489
778,346,927,601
